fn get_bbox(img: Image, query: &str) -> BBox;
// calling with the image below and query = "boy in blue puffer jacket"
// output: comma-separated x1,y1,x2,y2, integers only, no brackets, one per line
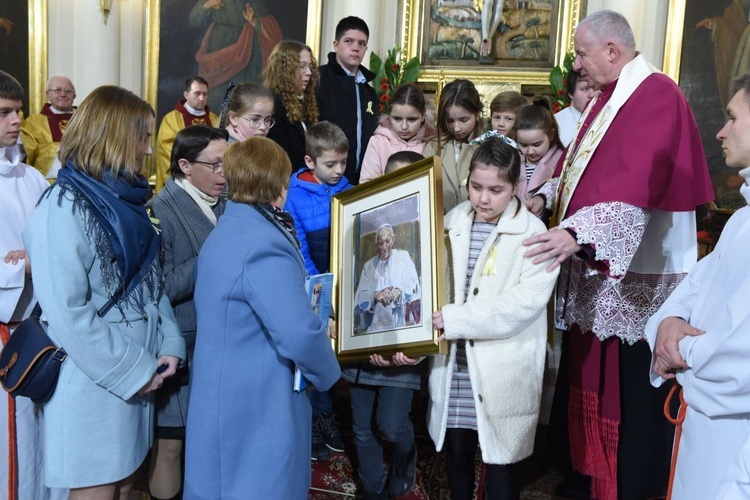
284,120,351,462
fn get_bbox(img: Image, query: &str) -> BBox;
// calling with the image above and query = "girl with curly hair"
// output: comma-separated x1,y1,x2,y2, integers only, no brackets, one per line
264,40,320,168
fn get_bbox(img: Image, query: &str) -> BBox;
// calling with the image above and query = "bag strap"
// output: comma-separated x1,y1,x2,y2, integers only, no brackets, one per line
30,302,42,320
35,278,134,320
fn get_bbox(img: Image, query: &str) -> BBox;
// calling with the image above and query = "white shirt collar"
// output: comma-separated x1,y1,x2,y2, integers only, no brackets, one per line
49,105,74,114
184,103,207,116
740,166,750,204
342,65,366,84
0,146,21,176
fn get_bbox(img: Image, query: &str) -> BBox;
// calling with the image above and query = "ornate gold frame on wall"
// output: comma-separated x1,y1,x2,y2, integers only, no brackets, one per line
661,0,686,82
29,0,47,114
143,0,322,119
400,0,587,87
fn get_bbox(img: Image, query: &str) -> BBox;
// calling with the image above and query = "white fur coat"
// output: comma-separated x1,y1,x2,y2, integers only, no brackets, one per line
428,198,559,464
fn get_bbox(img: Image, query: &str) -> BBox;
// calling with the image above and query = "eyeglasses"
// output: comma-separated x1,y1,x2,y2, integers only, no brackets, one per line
193,160,224,174
299,63,313,73
47,88,75,95
239,115,276,129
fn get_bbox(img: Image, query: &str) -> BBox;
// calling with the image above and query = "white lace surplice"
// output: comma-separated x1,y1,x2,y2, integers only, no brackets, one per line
556,202,697,344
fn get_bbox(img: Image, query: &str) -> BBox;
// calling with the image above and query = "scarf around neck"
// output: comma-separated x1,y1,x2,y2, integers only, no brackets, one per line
53,164,160,311
251,202,300,249
175,176,219,226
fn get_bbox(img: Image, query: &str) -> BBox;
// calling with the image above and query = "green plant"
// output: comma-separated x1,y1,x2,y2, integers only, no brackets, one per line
370,46,421,113
549,51,575,113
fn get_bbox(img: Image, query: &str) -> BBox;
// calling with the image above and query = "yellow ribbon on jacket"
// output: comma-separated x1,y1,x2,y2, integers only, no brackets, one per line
482,245,498,276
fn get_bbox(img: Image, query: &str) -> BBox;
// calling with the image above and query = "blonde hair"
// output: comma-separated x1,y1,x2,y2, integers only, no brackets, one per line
58,85,154,180
224,137,291,204
263,40,319,124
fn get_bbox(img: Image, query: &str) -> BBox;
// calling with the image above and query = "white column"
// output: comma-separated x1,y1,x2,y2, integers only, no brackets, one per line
319,0,399,69
119,0,146,96
584,0,670,69
48,0,121,102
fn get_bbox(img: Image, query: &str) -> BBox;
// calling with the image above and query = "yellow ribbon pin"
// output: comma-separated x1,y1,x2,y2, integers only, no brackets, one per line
366,101,374,114
482,245,498,276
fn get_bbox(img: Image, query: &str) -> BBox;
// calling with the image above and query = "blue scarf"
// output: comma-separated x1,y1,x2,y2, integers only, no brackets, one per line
53,164,159,310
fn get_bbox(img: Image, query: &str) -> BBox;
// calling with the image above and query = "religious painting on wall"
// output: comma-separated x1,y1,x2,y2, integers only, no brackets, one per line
400,0,586,87
664,0,748,209
331,157,447,363
0,0,46,116
145,0,321,125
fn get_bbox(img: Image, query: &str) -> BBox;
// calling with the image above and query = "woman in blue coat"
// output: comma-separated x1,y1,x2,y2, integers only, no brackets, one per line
184,137,341,499
23,86,186,497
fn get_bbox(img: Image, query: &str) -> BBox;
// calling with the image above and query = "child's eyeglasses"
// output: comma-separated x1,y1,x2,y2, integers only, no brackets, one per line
240,115,276,129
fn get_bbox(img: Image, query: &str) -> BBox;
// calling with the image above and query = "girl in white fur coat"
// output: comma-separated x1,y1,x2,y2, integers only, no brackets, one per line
429,136,559,499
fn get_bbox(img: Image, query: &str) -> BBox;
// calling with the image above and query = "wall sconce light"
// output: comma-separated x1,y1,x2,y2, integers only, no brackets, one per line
100,0,113,25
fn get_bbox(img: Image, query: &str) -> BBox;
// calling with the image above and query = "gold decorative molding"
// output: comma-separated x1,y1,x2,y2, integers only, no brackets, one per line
29,0,48,113
662,0,686,83
400,0,587,86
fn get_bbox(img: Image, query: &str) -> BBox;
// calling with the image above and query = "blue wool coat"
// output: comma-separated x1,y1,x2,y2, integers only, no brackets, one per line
183,201,341,499
284,168,352,275
23,186,186,488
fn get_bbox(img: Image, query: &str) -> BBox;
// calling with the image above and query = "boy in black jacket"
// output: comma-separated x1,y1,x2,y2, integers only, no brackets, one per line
316,16,379,185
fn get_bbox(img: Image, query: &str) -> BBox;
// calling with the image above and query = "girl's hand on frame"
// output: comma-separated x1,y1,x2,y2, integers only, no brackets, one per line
327,318,337,339
392,352,420,366
432,310,444,330
369,354,392,367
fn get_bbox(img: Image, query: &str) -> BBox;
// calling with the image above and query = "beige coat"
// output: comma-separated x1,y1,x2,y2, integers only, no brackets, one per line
428,199,559,464
423,139,478,214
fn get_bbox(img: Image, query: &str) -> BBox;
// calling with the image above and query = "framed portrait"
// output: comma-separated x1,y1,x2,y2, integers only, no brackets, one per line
0,0,46,116
144,0,322,125
663,0,745,209
330,158,448,363
400,0,587,87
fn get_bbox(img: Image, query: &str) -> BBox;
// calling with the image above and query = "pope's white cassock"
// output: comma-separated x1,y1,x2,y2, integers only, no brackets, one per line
0,145,66,499
354,249,420,332
645,167,750,500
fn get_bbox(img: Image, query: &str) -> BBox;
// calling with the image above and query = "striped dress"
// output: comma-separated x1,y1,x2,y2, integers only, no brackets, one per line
446,219,497,430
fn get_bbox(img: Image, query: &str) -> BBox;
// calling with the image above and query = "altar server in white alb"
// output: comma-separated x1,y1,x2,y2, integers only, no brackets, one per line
646,73,750,500
0,70,67,500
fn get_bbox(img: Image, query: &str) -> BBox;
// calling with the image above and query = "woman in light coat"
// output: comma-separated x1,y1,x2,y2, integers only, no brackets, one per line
23,86,185,498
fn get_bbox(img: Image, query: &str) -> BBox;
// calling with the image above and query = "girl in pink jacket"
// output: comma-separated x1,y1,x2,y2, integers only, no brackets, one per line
359,84,436,182
514,97,564,202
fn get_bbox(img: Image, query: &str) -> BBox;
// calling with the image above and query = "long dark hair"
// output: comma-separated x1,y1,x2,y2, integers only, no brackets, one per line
436,79,484,149
515,96,564,150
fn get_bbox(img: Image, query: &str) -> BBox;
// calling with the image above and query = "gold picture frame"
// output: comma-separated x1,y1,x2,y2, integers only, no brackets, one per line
0,0,47,115
662,0,686,81
29,0,47,114
330,158,448,363
144,0,322,123
400,0,587,87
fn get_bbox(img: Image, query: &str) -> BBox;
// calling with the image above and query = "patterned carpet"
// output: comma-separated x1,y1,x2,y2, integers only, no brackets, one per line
133,380,565,499
307,380,563,499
